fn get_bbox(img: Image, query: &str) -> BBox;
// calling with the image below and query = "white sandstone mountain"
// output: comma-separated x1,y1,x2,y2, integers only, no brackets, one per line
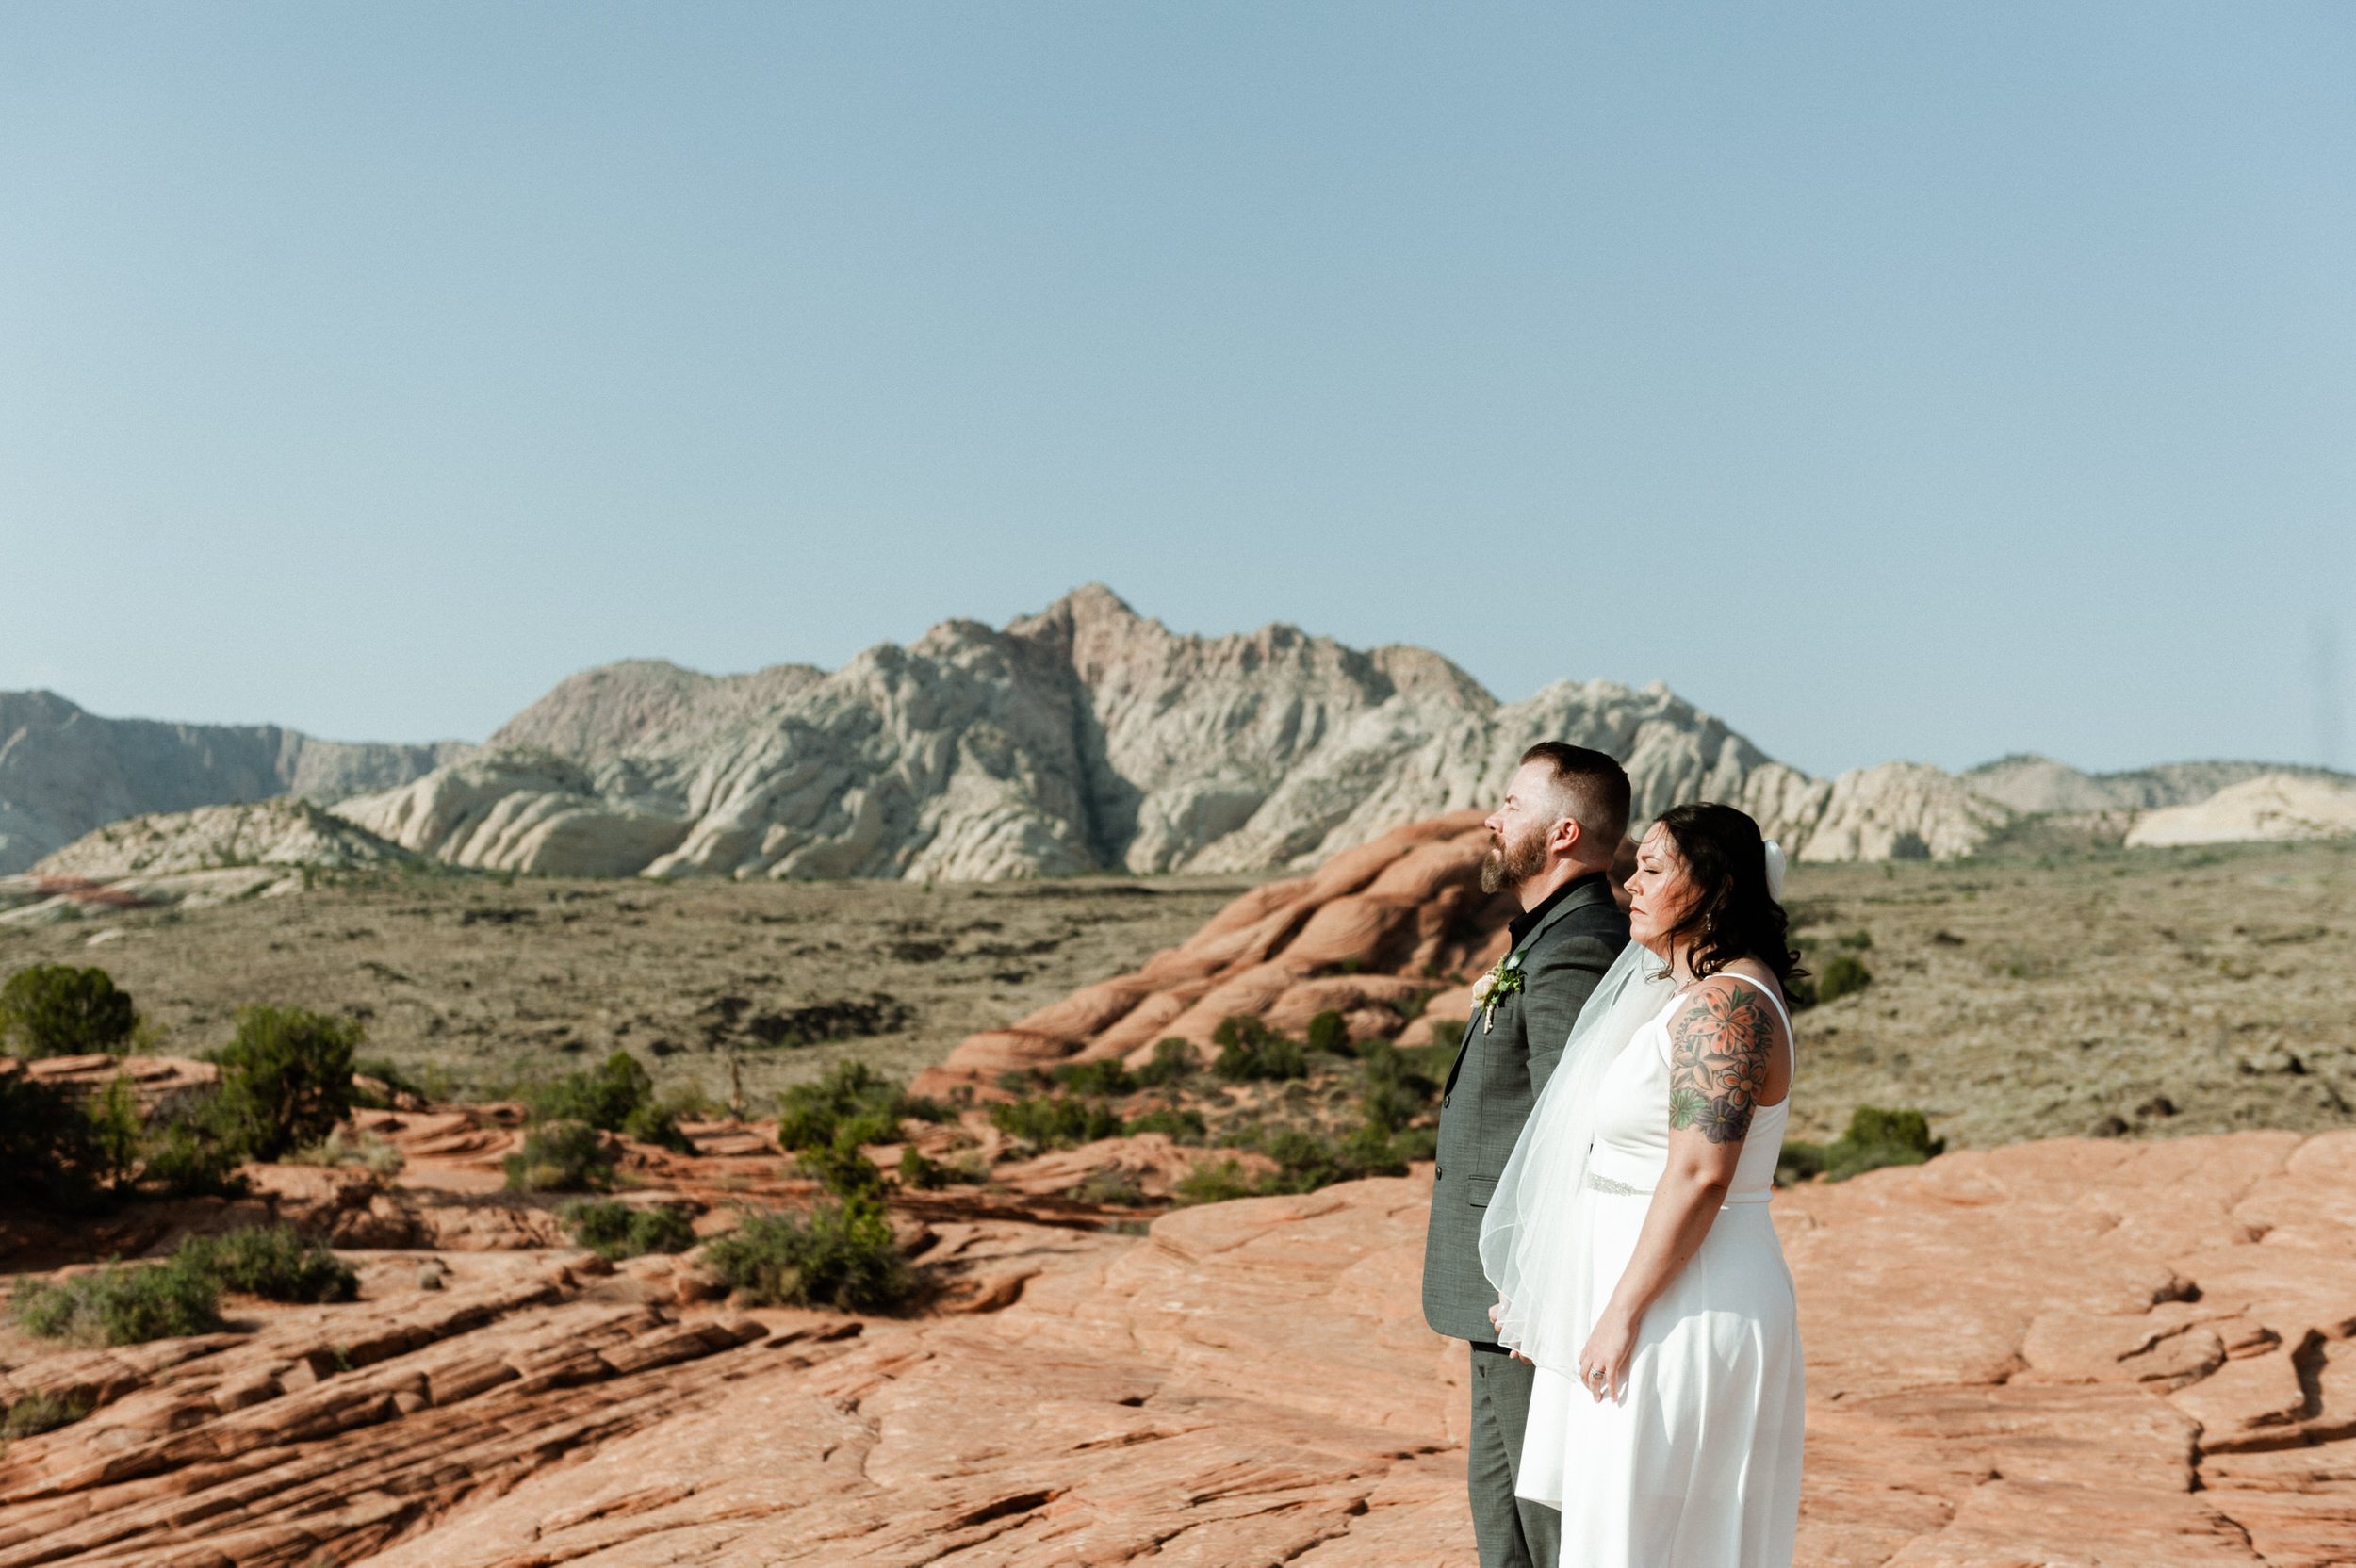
0,690,467,874
329,585,1991,879
2124,774,2356,848
15,587,2350,883
30,799,422,880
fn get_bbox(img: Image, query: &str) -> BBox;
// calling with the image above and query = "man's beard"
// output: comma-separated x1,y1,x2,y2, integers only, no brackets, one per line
1480,824,1551,894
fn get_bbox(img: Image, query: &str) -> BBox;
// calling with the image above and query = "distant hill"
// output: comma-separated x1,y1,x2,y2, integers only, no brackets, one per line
0,690,468,874
10,588,2350,881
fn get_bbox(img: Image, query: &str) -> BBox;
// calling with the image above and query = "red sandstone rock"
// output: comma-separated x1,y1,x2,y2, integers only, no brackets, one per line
4,1131,2347,1565
914,812,1514,1097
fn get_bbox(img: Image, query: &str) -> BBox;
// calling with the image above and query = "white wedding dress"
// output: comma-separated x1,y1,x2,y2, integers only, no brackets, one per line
1512,977,1806,1566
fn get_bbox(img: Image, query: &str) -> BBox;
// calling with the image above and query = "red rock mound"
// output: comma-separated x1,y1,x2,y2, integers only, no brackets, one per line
917,810,1513,1097
2,1134,2354,1564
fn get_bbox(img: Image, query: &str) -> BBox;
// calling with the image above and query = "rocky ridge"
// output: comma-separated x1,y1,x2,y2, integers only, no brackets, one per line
327,586,1965,881
0,690,466,875
2126,773,2356,849
17,591,2356,888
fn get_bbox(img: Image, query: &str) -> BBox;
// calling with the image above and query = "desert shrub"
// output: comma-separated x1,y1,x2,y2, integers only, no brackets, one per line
1305,1010,1351,1056
1122,1106,1206,1143
704,1199,913,1313
1836,930,1873,952
12,1258,222,1346
0,1068,106,1210
1782,970,1820,1011
532,1050,691,1152
989,1094,1123,1151
288,1128,404,1177
0,965,138,1059
2,1390,89,1440
795,1132,886,1198
1133,1038,1200,1087
1777,1104,1943,1185
1815,955,1873,1005
775,1061,940,1152
1210,1018,1306,1082
177,1224,357,1303
1051,1058,1136,1097
208,1006,361,1161
351,1056,428,1108
1172,1157,1264,1206
560,1199,696,1260
1420,1017,1466,1054
1358,1042,1440,1134
1072,1168,1145,1206
137,1108,249,1199
897,1146,952,1189
502,1119,616,1192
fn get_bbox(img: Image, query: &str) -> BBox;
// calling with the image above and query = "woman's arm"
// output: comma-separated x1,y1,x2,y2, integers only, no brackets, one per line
1576,977,1783,1400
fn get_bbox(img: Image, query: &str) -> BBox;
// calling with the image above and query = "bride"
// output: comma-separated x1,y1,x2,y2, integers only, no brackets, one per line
1480,802,1807,1565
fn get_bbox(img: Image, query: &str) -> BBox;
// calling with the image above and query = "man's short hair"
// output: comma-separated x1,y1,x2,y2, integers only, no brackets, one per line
1519,742,1631,851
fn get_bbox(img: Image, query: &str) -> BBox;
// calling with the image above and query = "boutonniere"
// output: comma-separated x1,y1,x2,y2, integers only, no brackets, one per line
1469,950,1526,1035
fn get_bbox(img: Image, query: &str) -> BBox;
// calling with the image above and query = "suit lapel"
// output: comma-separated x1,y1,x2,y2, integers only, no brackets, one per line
1441,874,1614,1091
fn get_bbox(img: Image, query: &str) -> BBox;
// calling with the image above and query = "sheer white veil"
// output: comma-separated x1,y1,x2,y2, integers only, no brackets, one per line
1476,937,1674,1371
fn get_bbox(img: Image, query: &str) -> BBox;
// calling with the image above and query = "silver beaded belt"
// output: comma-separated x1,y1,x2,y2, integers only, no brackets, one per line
1585,1171,1650,1197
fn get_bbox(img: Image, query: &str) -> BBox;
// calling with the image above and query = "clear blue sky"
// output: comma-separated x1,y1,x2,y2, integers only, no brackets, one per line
3,3,2349,778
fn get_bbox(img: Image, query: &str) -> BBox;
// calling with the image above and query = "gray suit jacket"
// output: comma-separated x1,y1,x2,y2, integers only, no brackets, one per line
1421,872,1629,1342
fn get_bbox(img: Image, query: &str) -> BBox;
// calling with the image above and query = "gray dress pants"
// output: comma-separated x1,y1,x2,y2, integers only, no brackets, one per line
1468,1346,1560,1568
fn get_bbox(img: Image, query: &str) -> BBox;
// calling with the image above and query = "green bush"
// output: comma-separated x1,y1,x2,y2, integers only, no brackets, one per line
288,1128,404,1177
796,1132,887,1198
12,1258,222,1346
989,1094,1123,1150
1358,1041,1441,1133
137,1108,249,1199
208,1006,361,1161
1122,1106,1207,1143
704,1198,913,1313
1176,1123,1417,1206
3,1390,89,1440
1133,1038,1201,1087
0,965,138,1059
775,1061,940,1152
352,1056,429,1108
177,1224,357,1303
897,1146,952,1189
1836,930,1874,952
1072,1168,1145,1206
532,1051,691,1152
0,1068,106,1209
1172,1156,1265,1205
559,1199,696,1260
1210,1018,1306,1082
1421,1017,1466,1054
1305,1010,1351,1056
1050,1058,1136,1097
1777,1104,1944,1184
1816,955,1873,1005
502,1119,616,1192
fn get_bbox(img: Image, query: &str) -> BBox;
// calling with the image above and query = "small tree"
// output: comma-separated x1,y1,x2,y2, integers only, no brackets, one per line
0,965,138,1059
209,1007,361,1162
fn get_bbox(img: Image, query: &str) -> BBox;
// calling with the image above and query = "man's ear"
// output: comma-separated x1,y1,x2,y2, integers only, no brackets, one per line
1550,816,1583,858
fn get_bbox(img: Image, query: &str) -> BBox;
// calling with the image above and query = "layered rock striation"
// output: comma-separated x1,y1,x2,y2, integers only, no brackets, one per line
914,810,1513,1095
5,1135,2351,1565
332,586,1991,881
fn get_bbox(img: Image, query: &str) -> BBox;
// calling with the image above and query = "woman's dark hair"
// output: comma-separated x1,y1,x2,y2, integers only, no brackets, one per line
1651,802,1803,985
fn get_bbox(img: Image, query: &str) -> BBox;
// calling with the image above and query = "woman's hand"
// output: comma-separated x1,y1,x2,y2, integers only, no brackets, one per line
1576,1308,1640,1402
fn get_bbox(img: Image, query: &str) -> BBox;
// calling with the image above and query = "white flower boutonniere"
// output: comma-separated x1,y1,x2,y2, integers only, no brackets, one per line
1470,950,1527,1035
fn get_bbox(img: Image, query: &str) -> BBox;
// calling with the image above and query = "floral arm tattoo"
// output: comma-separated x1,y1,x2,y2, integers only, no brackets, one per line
1667,982,1777,1144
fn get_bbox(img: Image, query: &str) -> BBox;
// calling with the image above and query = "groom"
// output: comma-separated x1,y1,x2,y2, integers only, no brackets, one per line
1424,742,1631,1568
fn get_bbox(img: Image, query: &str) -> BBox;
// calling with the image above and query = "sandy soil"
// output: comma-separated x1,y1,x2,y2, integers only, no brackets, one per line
4,836,2351,1150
